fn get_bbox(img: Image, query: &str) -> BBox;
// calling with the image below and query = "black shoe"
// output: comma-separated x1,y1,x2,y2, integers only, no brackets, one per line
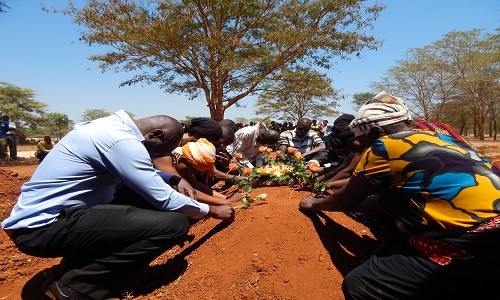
42,277,93,300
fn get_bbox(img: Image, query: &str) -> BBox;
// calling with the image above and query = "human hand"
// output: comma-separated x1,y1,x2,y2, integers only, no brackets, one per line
227,192,248,203
208,204,235,221
299,197,317,211
177,178,197,200
215,152,232,167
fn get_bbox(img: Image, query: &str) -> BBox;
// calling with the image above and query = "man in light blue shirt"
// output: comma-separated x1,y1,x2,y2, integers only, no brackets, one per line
2,110,234,299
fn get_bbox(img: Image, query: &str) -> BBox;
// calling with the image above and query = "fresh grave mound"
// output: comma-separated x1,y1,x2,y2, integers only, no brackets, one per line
0,165,383,299
114,186,383,300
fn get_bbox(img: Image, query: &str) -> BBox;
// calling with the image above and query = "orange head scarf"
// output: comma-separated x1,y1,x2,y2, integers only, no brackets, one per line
181,138,216,172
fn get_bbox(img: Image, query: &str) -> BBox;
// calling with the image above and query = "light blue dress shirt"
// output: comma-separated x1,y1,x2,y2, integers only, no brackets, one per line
1,110,209,230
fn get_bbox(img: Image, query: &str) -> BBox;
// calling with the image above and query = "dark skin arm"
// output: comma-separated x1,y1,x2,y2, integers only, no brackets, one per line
299,175,379,212
326,152,362,189
214,168,246,182
302,143,326,160
196,189,248,206
278,144,288,161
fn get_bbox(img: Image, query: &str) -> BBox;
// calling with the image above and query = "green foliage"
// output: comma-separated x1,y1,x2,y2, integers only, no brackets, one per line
64,0,384,120
233,147,329,201
0,82,48,129
371,29,499,138
352,92,376,110
81,108,111,121
256,67,341,120
43,113,73,140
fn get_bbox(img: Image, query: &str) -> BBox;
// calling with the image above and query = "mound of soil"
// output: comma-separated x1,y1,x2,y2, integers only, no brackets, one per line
0,164,383,300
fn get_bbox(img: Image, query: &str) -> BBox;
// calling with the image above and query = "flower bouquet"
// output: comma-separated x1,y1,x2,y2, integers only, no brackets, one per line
232,146,329,197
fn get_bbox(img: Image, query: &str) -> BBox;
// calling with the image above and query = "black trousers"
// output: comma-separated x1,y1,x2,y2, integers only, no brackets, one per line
12,204,190,299
342,232,500,300
6,134,17,159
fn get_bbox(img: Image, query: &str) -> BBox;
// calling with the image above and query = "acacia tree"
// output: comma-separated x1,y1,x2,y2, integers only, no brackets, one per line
432,29,499,140
372,29,498,139
43,112,73,140
63,0,383,121
255,67,339,121
81,108,111,121
0,82,47,129
352,92,376,110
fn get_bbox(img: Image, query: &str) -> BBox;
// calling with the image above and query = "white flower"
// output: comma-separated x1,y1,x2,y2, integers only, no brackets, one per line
257,193,268,199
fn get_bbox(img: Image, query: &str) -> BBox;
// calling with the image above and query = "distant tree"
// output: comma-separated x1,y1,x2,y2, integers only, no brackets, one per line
81,109,111,121
63,0,384,121
43,112,73,140
124,110,135,119
256,67,339,121
352,92,376,110
0,82,47,129
234,117,248,126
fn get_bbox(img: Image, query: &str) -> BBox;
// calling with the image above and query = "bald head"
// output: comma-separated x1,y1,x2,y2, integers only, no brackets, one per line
257,129,280,145
296,118,312,138
134,115,184,154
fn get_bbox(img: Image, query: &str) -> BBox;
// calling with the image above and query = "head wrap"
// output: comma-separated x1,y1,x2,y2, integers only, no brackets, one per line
181,138,216,172
184,118,223,143
329,114,355,149
349,91,413,137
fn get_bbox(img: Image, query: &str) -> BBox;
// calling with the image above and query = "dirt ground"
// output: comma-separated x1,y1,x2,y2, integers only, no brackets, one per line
1,137,499,300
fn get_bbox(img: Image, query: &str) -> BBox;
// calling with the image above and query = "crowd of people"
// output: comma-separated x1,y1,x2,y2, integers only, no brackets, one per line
1,91,499,299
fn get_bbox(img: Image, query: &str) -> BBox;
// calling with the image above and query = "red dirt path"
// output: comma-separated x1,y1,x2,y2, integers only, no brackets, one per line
1,138,498,299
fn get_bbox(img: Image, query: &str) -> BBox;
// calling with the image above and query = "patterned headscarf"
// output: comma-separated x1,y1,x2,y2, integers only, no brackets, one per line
349,91,413,137
180,138,216,172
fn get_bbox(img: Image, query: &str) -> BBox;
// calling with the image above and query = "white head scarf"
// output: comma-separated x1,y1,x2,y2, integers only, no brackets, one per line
349,91,413,137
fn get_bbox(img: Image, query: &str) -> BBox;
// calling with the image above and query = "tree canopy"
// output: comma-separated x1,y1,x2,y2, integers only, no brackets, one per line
372,29,499,139
43,112,73,140
255,67,339,121
0,82,48,129
81,108,111,121
64,0,384,121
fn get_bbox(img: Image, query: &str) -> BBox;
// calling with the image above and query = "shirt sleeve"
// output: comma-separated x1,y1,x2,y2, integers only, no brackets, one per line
102,139,209,219
353,139,392,188
312,133,324,146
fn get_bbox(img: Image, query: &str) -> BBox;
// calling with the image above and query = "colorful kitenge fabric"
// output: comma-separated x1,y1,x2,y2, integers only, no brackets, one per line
353,130,500,230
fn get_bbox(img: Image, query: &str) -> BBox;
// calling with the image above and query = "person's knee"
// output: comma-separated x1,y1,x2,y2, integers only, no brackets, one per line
342,272,370,300
154,212,190,240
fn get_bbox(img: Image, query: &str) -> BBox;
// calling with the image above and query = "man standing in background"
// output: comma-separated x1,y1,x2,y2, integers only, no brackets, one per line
0,115,9,161
5,116,18,160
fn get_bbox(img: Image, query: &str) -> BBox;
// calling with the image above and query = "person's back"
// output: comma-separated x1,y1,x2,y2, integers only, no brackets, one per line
2,110,235,299
300,91,500,299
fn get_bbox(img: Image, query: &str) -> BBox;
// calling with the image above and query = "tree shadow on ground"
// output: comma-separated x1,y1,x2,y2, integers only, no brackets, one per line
301,210,383,276
22,219,231,299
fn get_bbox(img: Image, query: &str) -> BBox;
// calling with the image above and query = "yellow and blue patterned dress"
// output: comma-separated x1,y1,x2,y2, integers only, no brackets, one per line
353,130,500,231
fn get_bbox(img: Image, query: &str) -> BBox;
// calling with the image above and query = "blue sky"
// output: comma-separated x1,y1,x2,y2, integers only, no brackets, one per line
1,0,498,123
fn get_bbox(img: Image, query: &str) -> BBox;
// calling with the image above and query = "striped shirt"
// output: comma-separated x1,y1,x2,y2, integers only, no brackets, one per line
278,130,324,154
